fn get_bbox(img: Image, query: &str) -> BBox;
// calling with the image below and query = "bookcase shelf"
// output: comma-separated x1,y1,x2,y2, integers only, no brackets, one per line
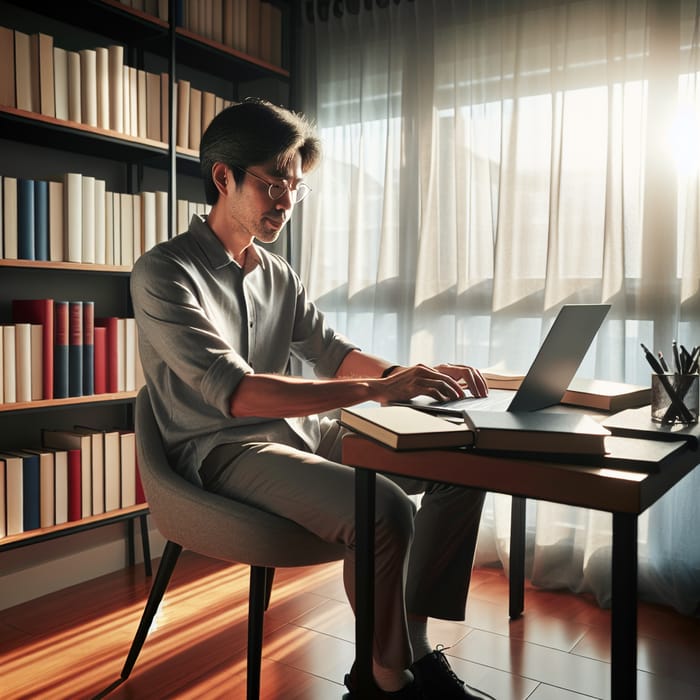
0,0,292,599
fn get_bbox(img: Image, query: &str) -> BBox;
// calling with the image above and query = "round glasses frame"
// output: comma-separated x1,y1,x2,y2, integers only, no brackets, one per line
235,166,311,203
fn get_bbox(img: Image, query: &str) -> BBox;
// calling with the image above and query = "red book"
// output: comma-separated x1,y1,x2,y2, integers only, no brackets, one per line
54,301,69,398
94,326,107,394
67,447,82,521
95,317,119,393
11,298,54,400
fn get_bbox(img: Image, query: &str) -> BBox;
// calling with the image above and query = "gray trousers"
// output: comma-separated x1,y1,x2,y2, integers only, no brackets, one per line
199,417,485,668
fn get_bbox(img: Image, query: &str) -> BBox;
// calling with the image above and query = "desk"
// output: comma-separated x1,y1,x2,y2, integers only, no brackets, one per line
342,429,699,699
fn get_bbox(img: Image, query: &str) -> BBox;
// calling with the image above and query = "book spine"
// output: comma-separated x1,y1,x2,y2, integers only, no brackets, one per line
94,179,106,265
14,30,35,112
0,25,16,108
96,317,119,393
68,301,83,397
17,178,36,260
3,325,16,403
54,300,69,399
38,451,55,528
53,46,69,121
22,453,41,531
11,298,54,400
108,45,124,133
93,326,107,394
64,172,82,263
95,47,110,130
34,179,49,261
36,33,55,117
67,50,81,123
82,301,95,395
15,323,32,402
30,324,43,401
81,176,96,264
48,180,64,262
67,448,82,521
5,456,23,534
79,49,98,127
53,449,69,525
3,176,18,259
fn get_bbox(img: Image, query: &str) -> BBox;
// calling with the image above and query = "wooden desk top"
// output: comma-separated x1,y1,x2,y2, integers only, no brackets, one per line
342,431,700,515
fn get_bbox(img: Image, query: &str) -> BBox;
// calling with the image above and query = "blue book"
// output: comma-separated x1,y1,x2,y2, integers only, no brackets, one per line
69,300,83,397
17,178,35,260
54,300,70,399
17,452,41,531
34,179,49,261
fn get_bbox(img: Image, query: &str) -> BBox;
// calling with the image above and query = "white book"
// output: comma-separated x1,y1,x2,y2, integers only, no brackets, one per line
122,65,131,137
48,180,64,261
189,86,202,151
80,49,98,127
33,33,55,117
95,46,110,130
86,429,105,515
177,198,189,233
52,448,69,525
117,317,126,392
108,45,124,133
112,191,121,265
14,323,31,402
155,190,168,244
105,190,114,266
64,172,82,263
124,317,136,391
120,431,136,508
146,70,161,141
81,175,96,263
53,46,69,120
94,179,106,265
3,175,18,259
3,325,17,403
176,79,190,149
67,50,82,123
129,66,138,137
137,68,147,139
30,323,43,401
104,429,121,511
141,191,157,252
120,193,133,267
132,192,142,262
1,452,24,535
0,324,3,402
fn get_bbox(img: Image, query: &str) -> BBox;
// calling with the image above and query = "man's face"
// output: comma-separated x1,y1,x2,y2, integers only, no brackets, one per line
227,152,305,245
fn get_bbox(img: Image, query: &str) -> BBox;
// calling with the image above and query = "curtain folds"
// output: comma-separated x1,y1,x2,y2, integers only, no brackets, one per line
295,0,700,614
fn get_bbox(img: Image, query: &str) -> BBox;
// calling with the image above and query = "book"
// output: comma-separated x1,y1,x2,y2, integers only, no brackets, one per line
48,180,64,261
80,49,98,127
54,300,70,398
94,178,106,265
141,191,157,253
7,450,41,531
462,410,610,455
83,301,95,395
94,325,107,394
53,45,69,120
104,429,122,511
1,452,23,535
74,427,104,515
95,316,119,392
14,323,32,402
12,298,54,400
64,172,82,262
155,190,168,244
17,178,35,260
14,30,36,112
0,456,5,537
3,325,16,403
66,447,82,521
0,25,15,107
30,323,42,401
146,70,161,141
42,428,92,518
340,405,474,450
81,175,96,263
95,46,110,130
131,191,142,262
120,430,137,507
67,49,81,122
602,406,700,448
32,33,55,117
34,179,49,261
137,68,148,139
108,44,124,133
189,86,202,152
3,175,18,259
124,317,136,391
23,447,55,528
176,78,190,149
561,378,651,413
481,369,524,390
48,447,69,525
68,300,83,397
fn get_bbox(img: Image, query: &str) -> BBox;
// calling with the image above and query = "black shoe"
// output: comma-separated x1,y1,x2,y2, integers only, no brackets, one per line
344,661,426,699
410,647,482,699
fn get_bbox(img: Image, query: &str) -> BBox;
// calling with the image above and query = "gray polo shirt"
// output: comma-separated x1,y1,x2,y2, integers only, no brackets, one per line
130,215,358,485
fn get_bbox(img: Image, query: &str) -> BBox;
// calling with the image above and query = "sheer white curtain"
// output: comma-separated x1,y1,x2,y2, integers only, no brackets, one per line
294,0,700,614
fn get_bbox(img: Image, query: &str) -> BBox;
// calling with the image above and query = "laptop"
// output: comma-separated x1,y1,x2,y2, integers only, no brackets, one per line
402,303,611,416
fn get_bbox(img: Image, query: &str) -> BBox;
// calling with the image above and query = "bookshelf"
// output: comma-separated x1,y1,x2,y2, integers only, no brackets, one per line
0,0,292,602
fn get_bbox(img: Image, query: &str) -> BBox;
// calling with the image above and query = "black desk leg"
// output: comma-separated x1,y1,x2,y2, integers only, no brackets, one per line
355,468,376,696
611,512,638,700
140,514,152,577
509,496,526,619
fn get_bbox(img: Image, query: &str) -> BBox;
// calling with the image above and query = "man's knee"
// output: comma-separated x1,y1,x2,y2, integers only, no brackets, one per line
375,478,416,548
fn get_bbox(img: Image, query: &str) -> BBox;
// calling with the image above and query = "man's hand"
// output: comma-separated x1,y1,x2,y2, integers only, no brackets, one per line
375,363,488,404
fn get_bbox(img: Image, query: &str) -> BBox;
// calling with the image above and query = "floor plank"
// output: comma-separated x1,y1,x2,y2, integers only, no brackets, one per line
1,552,699,699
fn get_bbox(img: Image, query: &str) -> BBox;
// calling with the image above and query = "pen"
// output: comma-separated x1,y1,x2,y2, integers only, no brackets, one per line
641,343,695,423
658,352,670,372
680,345,692,374
672,340,681,374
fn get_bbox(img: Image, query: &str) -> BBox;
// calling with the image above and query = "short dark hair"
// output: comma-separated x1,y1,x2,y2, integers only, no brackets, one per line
199,97,322,204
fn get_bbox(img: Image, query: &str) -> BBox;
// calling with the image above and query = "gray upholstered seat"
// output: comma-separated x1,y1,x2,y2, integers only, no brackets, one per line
121,386,345,699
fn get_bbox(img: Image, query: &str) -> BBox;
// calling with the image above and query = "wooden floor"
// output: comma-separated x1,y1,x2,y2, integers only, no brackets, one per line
2,551,700,700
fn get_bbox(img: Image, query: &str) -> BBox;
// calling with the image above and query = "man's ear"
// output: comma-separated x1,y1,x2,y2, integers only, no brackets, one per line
212,162,229,194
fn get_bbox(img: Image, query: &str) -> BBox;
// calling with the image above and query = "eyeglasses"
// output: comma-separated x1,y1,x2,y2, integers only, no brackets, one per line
235,166,311,203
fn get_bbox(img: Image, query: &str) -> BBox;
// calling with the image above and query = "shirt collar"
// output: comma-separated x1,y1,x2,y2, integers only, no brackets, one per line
190,214,266,272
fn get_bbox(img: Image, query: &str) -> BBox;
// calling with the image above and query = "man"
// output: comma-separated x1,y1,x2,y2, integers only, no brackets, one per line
131,98,488,699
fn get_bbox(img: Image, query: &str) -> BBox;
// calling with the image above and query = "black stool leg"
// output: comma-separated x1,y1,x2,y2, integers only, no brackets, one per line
121,541,183,679
247,566,275,700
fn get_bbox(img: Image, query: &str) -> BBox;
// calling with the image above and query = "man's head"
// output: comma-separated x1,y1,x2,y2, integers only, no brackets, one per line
200,98,322,205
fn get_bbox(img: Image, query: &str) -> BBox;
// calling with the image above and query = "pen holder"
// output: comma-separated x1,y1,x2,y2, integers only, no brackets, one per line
651,373,699,425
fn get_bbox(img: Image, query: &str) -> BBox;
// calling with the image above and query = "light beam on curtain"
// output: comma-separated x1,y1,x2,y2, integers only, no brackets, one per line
295,0,700,614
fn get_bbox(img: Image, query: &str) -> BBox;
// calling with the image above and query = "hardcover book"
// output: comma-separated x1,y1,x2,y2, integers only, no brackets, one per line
12,298,54,400
340,405,474,450
561,378,651,413
54,300,70,399
68,300,83,397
